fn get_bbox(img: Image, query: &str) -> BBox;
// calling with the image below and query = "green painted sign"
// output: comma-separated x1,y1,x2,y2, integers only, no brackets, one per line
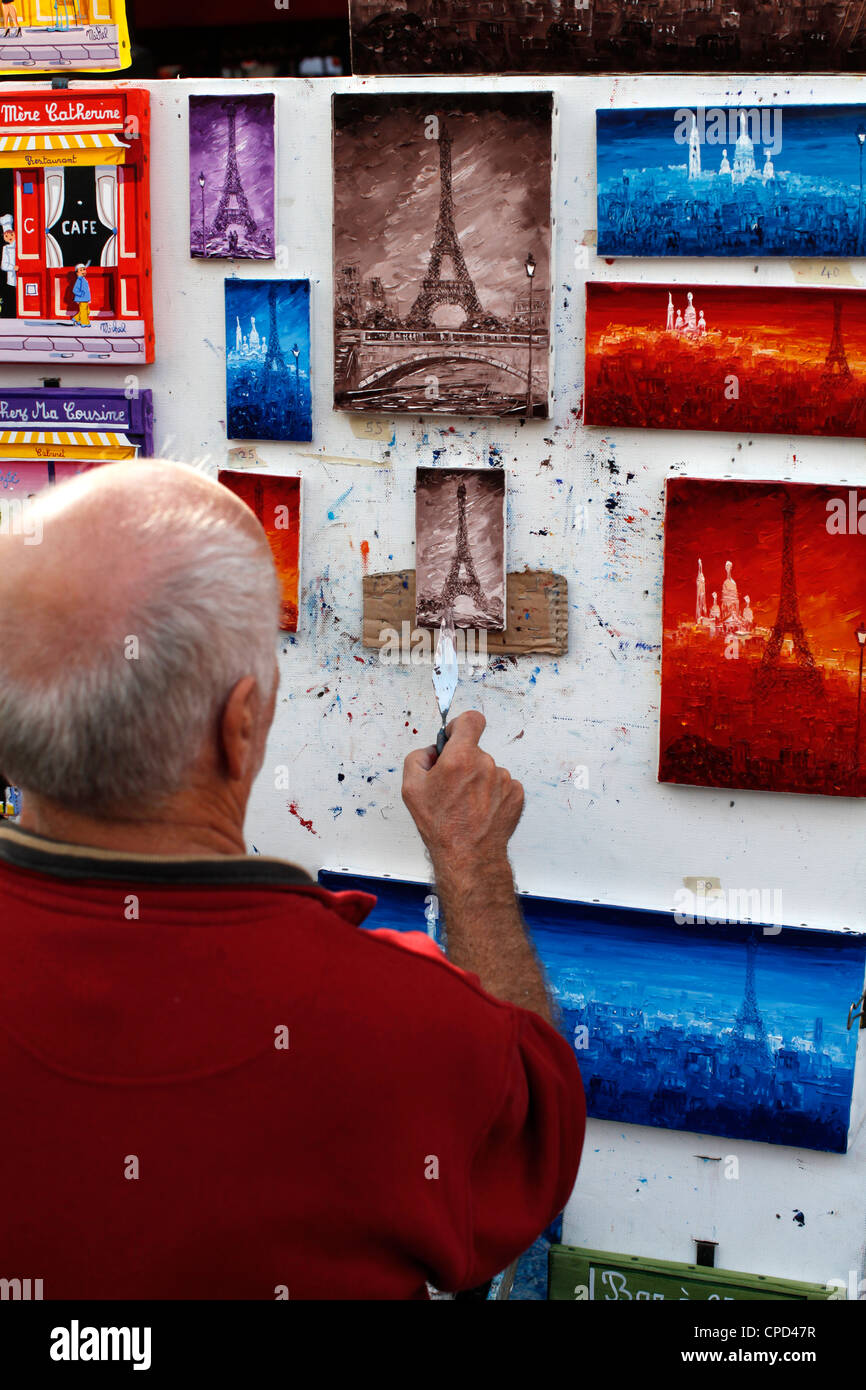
549,1244,835,1302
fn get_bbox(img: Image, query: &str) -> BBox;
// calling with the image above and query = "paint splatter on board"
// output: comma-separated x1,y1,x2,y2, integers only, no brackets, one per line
287,801,318,835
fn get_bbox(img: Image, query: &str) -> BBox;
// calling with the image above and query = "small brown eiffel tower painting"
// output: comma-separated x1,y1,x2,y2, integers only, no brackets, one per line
415,468,506,630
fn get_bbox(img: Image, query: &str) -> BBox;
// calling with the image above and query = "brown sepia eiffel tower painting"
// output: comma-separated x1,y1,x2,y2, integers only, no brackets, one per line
333,92,552,417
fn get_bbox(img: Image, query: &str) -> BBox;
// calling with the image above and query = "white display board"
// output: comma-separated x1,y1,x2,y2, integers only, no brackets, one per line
6,75,865,1294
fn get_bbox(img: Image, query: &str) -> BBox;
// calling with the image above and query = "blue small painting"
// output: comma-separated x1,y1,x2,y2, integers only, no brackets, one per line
597,104,866,258
225,278,312,442
318,870,866,1154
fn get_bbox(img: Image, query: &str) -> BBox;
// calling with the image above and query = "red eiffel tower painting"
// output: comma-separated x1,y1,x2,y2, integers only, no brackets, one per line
659,477,866,798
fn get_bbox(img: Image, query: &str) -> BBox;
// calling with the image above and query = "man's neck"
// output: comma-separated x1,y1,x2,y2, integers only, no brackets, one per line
19,792,249,859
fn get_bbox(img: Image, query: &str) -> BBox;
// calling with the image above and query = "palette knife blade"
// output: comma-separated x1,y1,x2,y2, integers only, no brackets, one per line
432,609,459,756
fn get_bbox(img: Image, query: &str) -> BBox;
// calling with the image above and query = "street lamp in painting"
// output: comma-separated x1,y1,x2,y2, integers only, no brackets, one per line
524,250,536,418
292,343,301,418
855,620,866,773
857,125,866,254
198,171,207,258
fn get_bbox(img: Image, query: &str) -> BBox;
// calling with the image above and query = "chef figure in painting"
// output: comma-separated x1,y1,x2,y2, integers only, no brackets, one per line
71,264,91,328
1,215,16,288
0,214,15,320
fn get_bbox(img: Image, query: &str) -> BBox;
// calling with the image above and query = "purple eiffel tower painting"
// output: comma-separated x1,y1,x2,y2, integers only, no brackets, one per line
189,94,275,261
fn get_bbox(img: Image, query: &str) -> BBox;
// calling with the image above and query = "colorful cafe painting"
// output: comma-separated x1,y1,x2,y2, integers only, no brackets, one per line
0,87,154,364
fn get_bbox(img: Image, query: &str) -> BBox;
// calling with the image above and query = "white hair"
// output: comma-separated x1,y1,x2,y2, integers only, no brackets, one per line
0,466,281,815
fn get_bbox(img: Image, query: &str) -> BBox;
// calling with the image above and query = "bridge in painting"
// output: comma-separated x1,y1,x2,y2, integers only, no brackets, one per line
334,326,544,396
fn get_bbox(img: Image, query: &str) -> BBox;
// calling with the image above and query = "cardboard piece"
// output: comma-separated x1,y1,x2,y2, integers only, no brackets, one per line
362,569,568,655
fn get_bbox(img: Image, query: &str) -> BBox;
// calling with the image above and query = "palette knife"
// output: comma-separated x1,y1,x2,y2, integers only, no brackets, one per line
432,609,459,756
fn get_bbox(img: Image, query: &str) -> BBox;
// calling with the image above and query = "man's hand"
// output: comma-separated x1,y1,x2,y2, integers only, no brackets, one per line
402,711,524,875
402,711,551,1021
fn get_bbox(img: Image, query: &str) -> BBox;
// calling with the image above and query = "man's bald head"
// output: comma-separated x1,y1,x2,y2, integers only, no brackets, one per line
0,460,280,817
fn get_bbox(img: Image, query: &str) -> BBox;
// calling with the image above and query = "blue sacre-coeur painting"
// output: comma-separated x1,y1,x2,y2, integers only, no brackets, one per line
319,871,866,1154
225,279,312,443
597,104,866,257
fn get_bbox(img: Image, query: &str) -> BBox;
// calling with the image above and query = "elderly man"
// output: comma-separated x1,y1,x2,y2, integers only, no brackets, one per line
0,461,584,1300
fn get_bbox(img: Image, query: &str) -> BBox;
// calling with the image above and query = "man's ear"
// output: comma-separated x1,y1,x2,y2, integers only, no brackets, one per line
219,675,259,784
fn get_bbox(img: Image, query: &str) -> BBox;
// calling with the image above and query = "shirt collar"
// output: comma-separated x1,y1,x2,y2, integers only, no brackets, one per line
0,821,314,889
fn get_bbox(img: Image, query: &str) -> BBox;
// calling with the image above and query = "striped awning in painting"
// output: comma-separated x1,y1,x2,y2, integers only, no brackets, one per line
0,131,129,167
0,430,136,460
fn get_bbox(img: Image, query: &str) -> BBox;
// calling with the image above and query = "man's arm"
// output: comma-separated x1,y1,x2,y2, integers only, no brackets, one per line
402,711,554,1023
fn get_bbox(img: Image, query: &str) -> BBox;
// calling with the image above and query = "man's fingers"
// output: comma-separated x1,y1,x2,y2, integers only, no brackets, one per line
443,709,486,748
403,745,437,785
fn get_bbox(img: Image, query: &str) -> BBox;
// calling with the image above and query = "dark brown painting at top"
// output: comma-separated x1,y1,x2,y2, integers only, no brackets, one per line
333,92,552,418
350,1,866,75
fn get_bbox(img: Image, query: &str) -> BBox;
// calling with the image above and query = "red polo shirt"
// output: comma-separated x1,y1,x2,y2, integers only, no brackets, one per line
0,824,585,1299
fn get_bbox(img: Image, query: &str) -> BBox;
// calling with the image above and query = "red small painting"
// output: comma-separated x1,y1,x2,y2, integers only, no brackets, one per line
218,470,301,633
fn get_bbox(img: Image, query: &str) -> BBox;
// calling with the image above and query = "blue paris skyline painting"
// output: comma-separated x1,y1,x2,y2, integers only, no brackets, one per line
319,871,866,1154
225,279,312,442
597,104,866,257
